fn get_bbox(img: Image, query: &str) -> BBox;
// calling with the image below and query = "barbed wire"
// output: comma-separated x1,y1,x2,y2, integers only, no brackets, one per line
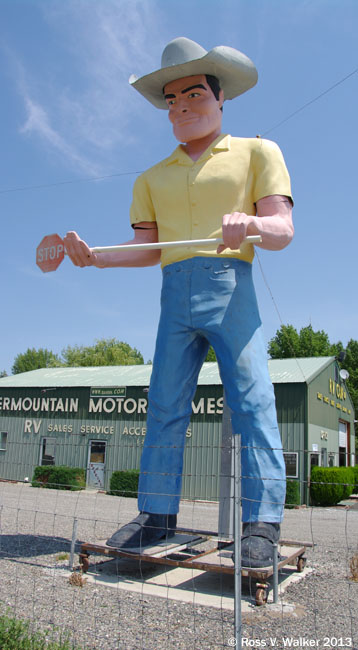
1,55,357,650
1,455,357,648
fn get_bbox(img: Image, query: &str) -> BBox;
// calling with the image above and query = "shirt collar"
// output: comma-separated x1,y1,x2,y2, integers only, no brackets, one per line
165,134,231,166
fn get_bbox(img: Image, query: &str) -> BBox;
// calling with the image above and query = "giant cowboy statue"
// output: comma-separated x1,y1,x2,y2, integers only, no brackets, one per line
64,37,294,568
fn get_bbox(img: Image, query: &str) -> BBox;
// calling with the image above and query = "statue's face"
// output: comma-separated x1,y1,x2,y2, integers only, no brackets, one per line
164,74,223,143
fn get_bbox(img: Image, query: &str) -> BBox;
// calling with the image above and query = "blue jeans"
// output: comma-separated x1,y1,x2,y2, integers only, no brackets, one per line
138,257,286,522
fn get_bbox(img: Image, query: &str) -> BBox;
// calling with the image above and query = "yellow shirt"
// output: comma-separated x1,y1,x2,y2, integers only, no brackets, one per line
130,134,292,268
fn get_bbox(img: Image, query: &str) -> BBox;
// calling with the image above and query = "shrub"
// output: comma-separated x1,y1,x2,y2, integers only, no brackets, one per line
310,466,355,506
285,480,300,508
32,466,85,491
353,465,358,494
108,469,140,498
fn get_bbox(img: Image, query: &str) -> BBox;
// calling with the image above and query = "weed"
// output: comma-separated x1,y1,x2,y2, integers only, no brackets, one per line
0,614,82,649
349,553,358,581
68,570,87,587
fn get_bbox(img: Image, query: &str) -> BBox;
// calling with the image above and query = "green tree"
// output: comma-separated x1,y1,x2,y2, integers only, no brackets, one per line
268,324,343,359
205,346,217,362
0,370,7,378
12,348,61,375
342,339,358,442
267,324,300,359
60,338,144,367
298,325,343,357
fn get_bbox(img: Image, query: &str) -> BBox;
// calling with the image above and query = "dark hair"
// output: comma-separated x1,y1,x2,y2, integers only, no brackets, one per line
205,75,223,112
205,75,221,100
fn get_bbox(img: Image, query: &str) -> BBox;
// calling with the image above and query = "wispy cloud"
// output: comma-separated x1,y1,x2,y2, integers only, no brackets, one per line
20,95,100,175
10,0,164,174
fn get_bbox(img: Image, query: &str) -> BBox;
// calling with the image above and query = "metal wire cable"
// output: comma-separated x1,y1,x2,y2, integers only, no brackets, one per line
259,66,358,137
0,67,356,197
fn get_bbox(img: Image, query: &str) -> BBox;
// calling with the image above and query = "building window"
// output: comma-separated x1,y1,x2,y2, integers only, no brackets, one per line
310,452,319,470
283,452,298,478
89,441,106,464
328,452,335,467
41,438,56,466
0,432,8,451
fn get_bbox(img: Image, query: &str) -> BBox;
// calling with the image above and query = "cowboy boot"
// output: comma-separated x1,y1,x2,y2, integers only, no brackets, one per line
241,522,281,568
106,512,177,550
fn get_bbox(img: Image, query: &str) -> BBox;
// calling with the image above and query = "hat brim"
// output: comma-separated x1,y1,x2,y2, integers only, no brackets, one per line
130,46,258,109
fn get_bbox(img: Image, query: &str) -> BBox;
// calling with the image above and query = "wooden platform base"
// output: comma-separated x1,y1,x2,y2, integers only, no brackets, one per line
78,531,311,606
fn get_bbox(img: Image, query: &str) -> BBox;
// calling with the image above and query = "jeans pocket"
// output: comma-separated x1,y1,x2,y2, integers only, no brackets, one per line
211,267,236,283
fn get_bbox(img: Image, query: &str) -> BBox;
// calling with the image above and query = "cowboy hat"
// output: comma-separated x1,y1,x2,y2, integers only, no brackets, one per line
129,37,258,109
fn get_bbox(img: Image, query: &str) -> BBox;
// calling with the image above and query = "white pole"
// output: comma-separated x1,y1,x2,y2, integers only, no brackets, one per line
90,235,262,254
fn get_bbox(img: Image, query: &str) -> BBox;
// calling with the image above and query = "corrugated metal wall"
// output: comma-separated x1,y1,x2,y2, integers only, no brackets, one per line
0,385,224,500
273,383,306,503
1,367,352,504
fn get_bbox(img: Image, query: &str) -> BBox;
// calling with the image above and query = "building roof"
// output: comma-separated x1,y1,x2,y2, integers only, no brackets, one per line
268,356,334,384
0,357,336,388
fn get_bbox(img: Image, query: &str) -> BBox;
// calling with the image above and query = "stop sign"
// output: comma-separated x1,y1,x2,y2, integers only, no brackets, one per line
36,234,65,273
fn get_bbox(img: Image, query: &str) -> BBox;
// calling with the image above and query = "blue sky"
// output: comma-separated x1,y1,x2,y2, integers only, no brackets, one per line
0,0,357,374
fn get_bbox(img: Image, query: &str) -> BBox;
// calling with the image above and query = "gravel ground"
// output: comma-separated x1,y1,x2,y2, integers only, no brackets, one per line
0,482,357,650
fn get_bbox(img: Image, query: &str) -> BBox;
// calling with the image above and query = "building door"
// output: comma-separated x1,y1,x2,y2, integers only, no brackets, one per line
338,420,349,467
87,440,106,489
40,437,56,466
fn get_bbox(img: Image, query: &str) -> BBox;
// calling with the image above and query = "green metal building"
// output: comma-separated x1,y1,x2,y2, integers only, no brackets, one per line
271,357,355,503
0,358,355,504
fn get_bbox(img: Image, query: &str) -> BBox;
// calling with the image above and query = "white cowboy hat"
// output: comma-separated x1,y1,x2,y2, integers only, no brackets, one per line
129,37,258,109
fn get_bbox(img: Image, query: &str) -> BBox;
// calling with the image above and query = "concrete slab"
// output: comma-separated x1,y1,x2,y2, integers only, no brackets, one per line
81,554,312,612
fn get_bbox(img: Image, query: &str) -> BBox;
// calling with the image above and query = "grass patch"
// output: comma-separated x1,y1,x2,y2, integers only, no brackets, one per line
0,614,82,650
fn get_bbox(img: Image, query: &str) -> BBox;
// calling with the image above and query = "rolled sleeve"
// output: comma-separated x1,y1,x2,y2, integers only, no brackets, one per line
130,173,157,226
252,139,292,203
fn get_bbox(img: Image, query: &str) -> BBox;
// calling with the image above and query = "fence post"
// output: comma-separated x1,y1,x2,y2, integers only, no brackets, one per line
69,517,78,569
234,434,242,646
218,394,234,539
